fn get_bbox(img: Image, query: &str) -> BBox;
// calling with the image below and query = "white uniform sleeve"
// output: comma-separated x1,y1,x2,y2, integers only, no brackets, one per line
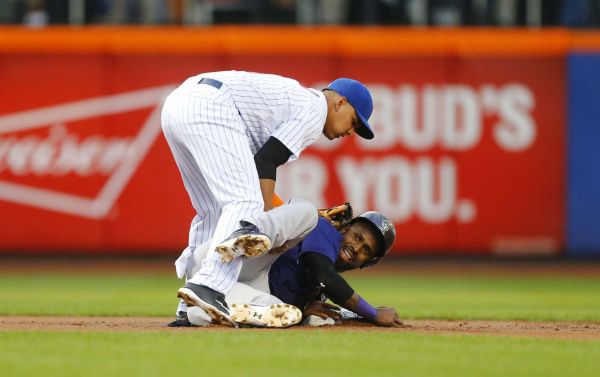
271,91,327,161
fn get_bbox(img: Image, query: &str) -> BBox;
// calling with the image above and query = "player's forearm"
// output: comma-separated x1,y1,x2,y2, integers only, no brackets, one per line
343,293,403,326
342,293,377,321
259,178,275,211
300,253,354,304
254,137,292,212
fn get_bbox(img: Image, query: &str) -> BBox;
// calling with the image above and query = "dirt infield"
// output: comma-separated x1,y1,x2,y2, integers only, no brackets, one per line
2,258,599,340
1,316,599,340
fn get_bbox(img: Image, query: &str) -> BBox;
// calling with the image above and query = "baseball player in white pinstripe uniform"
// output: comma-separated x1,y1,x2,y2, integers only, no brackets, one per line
161,70,374,326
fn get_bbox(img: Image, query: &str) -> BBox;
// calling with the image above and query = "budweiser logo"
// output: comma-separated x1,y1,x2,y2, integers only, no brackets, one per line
0,85,174,219
0,124,132,176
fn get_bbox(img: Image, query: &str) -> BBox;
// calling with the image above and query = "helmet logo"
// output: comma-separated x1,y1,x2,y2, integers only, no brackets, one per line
379,220,390,233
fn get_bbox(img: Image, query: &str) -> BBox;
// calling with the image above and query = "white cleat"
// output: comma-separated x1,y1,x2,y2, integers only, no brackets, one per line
301,315,337,327
230,303,302,328
216,233,272,263
186,306,212,327
300,308,359,326
338,308,361,320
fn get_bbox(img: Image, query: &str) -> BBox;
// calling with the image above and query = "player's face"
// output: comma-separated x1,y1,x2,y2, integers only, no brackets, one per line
323,97,360,140
335,221,379,272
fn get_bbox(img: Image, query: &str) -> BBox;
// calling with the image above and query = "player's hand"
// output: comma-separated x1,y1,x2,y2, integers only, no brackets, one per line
303,301,342,320
372,307,404,327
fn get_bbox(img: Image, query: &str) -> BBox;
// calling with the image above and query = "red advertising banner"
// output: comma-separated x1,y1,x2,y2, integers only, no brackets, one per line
278,57,565,255
0,29,566,256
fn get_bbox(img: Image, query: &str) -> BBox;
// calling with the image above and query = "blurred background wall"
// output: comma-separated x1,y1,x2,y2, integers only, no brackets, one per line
0,0,599,258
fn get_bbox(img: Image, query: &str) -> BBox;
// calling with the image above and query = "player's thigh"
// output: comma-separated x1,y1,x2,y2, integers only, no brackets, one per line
162,96,221,215
239,253,279,284
225,282,282,307
166,140,220,214
174,96,262,205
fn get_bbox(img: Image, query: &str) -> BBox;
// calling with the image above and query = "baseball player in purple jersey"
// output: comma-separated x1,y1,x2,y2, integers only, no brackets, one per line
173,199,401,328
161,71,375,326
267,212,401,328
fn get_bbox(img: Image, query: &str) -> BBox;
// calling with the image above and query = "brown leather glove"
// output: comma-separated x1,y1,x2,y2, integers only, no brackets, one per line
317,202,353,230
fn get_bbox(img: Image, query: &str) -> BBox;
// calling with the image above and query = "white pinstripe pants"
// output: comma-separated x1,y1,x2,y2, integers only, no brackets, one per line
174,197,318,315
161,78,264,294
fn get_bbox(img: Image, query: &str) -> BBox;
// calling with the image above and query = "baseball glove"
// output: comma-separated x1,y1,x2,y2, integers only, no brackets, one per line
318,202,353,230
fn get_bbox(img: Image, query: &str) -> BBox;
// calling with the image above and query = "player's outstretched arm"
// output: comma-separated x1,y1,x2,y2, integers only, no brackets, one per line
342,294,403,327
300,252,403,327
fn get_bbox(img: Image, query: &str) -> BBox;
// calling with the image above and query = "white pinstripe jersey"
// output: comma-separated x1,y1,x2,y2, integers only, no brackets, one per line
193,71,327,160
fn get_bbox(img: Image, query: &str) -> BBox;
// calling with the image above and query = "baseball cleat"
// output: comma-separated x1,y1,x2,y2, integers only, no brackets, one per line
230,303,302,328
338,308,361,320
299,309,359,327
186,306,212,327
300,315,337,327
167,310,192,327
216,223,272,262
177,282,238,328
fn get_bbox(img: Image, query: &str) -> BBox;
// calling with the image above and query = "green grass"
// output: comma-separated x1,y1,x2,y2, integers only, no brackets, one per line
349,275,600,322
1,272,600,321
2,269,600,377
0,273,179,316
1,330,599,377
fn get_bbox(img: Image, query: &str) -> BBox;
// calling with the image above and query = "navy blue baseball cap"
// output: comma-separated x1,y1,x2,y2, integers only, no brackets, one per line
326,78,374,139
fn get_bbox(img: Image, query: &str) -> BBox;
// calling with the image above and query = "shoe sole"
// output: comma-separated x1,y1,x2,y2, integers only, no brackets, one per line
216,234,272,263
177,288,238,328
230,303,302,328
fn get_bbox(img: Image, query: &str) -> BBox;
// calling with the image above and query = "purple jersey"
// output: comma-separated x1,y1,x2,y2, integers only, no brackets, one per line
268,217,342,307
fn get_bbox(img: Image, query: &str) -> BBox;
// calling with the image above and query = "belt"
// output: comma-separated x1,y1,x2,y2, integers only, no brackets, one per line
198,77,223,89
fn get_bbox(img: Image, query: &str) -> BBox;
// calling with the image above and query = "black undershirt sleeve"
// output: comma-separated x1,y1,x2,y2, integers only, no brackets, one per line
299,252,355,305
254,137,293,180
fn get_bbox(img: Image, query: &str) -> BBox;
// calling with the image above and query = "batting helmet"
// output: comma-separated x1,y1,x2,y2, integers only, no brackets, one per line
350,211,396,268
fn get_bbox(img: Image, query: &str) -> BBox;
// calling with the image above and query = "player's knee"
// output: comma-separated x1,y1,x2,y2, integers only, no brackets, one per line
289,197,318,229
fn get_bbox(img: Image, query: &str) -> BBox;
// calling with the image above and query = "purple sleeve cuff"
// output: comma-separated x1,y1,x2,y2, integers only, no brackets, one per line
355,297,377,320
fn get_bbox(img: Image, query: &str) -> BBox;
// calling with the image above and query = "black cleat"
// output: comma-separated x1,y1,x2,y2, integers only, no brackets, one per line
177,282,237,327
167,311,192,327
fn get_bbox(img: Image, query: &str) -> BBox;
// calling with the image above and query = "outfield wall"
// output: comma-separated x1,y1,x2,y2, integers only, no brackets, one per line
0,27,597,256
567,53,600,257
